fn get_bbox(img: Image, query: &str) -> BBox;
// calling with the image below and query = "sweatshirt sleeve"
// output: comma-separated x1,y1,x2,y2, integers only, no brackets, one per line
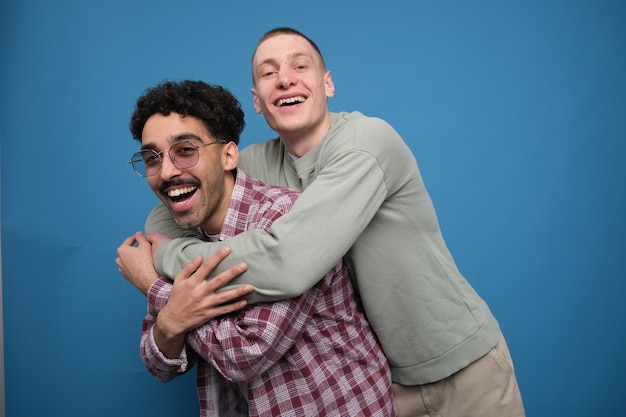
148,149,388,304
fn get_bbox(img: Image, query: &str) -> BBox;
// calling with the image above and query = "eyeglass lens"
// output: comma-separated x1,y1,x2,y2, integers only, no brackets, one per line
130,141,202,177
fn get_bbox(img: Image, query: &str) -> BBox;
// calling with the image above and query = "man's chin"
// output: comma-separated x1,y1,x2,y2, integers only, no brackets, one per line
170,211,201,232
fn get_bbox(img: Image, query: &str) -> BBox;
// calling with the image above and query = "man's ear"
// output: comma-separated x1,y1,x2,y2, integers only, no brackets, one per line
223,141,239,171
324,71,335,98
251,88,262,114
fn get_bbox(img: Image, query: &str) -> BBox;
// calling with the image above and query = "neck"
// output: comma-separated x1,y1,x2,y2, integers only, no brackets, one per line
280,112,332,158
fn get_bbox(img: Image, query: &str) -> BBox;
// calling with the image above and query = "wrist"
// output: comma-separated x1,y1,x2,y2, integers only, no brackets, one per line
141,273,160,295
155,309,184,341
153,314,186,359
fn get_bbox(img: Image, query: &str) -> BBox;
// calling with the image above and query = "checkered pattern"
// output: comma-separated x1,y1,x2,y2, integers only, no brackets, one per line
140,170,397,416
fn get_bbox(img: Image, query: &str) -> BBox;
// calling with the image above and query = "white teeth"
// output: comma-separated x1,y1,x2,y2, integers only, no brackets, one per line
167,186,196,198
278,96,305,106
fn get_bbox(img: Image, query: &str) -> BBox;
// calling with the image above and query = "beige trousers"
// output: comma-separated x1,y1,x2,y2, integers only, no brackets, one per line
392,333,525,417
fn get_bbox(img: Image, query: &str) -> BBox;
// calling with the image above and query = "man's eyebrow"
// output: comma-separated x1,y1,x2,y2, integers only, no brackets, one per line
140,133,204,151
173,133,204,143
287,52,310,61
256,56,277,68
140,143,158,151
257,52,311,67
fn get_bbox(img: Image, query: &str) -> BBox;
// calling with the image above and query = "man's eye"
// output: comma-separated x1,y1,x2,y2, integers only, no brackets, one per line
144,153,160,165
258,68,276,78
175,146,197,156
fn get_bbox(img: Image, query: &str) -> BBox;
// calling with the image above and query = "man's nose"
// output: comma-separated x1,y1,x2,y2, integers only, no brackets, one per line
159,153,183,180
276,69,296,89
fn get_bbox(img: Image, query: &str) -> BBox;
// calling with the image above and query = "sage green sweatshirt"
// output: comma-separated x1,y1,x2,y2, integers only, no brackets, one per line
147,111,500,385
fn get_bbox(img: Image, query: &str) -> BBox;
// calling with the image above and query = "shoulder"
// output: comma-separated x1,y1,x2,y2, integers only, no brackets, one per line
324,111,414,164
239,138,282,164
238,137,285,181
333,111,397,133
329,112,407,150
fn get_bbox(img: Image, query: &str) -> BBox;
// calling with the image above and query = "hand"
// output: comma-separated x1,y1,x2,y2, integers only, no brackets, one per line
116,232,159,296
154,248,252,357
145,232,170,258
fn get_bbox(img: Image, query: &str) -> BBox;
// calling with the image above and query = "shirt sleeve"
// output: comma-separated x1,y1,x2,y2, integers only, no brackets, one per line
147,149,387,304
139,278,197,382
184,270,326,383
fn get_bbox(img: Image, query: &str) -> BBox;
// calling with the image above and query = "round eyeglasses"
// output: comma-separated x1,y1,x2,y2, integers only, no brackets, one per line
128,140,223,177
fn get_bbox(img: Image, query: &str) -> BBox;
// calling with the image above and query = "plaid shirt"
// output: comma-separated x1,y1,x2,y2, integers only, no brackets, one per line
140,170,397,417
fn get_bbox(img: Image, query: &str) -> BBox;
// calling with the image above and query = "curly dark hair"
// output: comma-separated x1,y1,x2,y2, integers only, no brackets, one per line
130,80,245,145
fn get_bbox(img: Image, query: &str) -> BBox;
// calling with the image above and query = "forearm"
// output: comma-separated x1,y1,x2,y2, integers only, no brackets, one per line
153,314,187,359
140,322,194,382
186,291,318,383
141,278,192,371
139,260,254,381
148,152,387,303
142,269,241,360
140,297,195,382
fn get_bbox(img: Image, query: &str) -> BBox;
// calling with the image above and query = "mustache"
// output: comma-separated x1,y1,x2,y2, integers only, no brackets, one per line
159,179,200,194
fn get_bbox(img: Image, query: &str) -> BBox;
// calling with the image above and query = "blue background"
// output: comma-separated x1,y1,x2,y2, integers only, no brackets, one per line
1,0,625,416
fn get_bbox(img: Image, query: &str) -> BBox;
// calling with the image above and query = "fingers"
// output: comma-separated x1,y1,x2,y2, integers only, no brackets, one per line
117,232,148,253
203,246,233,269
205,262,249,292
144,234,155,245
165,251,253,325
213,285,253,305
117,234,138,254
189,254,252,307
176,255,204,281
134,231,149,244
117,232,147,259
203,285,253,320
187,247,235,285
146,232,170,248
206,299,249,319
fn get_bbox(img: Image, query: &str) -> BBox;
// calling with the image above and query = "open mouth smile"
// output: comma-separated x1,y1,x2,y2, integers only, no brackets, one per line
276,96,306,107
165,185,198,206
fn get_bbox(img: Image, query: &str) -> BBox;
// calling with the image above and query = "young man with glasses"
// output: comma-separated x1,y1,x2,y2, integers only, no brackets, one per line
133,28,526,416
116,80,397,417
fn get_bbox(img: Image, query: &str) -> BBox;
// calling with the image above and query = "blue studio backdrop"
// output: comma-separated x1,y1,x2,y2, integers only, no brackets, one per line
1,1,625,416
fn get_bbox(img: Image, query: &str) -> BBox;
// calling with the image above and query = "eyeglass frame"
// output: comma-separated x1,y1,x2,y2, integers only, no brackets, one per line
128,137,226,177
